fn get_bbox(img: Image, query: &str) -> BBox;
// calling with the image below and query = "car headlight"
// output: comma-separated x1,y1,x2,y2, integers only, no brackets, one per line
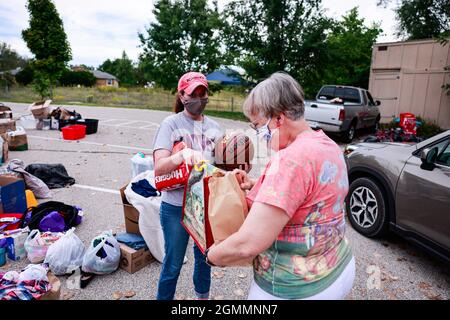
344,145,359,157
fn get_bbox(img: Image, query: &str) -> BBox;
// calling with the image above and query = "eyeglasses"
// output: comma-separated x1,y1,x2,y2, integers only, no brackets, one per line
249,118,271,135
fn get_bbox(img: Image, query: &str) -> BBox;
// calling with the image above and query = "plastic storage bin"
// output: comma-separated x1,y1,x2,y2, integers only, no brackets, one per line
131,153,154,178
61,124,86,140
58,119,78,131
76,119,99,135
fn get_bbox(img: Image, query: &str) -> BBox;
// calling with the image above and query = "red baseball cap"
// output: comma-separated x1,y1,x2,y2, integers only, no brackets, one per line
177,72,208,95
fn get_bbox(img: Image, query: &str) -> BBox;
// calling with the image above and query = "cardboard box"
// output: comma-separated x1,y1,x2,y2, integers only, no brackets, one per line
30,100,51,120
0,119,16,134
120,184,140,235
0,175,26,214
119,243,154,274
0,134,8,164
40,272,61,300
5,231,27,261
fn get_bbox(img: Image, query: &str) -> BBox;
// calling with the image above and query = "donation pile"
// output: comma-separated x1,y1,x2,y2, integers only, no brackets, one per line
24,99,99,139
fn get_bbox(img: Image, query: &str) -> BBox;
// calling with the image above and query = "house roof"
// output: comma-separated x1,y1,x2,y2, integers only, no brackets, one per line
91,69,118,80
0,67,22,76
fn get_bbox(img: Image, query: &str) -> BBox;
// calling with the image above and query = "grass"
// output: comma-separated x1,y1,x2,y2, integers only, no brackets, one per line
0,85,249,122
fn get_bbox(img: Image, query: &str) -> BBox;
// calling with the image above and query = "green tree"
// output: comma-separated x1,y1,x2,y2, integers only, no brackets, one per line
0,42,28,71
59,69,96,87
222,0,333,96
378,0,449,40
22,0,72,98
321,8,382,90
99,51,137,87
139,0,223,90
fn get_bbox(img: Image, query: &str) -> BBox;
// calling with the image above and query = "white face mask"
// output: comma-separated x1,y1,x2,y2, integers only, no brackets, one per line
255,118,277,142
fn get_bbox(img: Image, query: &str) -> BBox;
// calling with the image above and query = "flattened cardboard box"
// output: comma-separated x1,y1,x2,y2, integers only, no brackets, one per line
119,243,154,274
119,184,140,235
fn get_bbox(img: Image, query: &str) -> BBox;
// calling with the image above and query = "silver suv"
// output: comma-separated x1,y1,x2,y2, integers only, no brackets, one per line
345,130,450,264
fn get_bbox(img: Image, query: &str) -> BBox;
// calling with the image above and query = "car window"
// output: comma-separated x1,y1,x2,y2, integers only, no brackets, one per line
318,86,335,100
437,141,450,166
366,91,376,106
344,88,360,103
362,91,368,105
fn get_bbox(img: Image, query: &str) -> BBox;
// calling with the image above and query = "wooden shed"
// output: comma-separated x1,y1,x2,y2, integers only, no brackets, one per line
369,38,450,129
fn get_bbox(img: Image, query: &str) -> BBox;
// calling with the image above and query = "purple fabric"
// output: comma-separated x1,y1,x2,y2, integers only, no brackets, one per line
0,239,7,249
25,211,32,224
38,211,66,232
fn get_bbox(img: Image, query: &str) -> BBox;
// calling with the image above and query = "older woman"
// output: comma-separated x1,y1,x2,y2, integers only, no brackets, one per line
206,72,355,300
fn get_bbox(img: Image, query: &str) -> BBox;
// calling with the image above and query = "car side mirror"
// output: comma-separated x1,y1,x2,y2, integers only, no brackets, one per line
420,147,438,170
375,100,381,106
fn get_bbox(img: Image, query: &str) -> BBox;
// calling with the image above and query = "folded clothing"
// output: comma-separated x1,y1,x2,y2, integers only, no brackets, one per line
115,233,148,250
131,179,160,198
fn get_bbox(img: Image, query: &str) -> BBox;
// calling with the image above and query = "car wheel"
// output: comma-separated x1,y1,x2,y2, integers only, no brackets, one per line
346,177,389,238
370,117,381,133
343,122,357,143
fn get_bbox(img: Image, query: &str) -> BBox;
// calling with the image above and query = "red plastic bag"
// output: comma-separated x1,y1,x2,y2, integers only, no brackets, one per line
155,141,191,191
399,113,417,135
0,213,23,232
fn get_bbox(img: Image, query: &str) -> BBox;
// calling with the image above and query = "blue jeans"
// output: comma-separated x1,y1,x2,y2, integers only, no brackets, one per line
156,201,211,300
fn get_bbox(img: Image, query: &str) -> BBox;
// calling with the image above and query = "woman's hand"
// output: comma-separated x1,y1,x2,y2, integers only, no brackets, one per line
175,148,204,166
233,169,255,191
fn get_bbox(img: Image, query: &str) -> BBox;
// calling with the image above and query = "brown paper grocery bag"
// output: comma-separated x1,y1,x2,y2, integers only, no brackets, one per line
208,172,249,244
207,172,253,266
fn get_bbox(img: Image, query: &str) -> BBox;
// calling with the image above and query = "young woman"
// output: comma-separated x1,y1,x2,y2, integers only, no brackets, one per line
152,72,223,300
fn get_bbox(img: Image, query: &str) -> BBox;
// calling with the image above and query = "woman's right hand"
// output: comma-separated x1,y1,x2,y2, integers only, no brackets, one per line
176,148,204,166
233,169,255,191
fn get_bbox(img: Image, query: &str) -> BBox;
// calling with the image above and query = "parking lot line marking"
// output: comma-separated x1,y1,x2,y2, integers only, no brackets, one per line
117,121,139,127
139,123,160,129
73,184,120,195
27,135,153,152
98,119,118,123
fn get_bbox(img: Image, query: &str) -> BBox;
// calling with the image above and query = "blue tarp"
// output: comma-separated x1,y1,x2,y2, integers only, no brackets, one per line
206,69,243,85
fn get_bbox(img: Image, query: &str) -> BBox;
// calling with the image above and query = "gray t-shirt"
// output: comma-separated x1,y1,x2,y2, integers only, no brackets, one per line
152,111,224,206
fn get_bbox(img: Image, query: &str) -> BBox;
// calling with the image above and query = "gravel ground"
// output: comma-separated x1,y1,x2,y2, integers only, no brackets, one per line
0,101,448,300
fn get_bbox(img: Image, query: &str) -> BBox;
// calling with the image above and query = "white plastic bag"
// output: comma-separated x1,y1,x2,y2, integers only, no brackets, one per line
125,171,165,263
25,230,62,263
18,264,48,282
44,228,85,275
81,231,120,275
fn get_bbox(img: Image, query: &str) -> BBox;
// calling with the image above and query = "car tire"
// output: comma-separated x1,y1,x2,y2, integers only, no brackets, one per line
370,117,380,133
343,121,357,143
346,177,389,238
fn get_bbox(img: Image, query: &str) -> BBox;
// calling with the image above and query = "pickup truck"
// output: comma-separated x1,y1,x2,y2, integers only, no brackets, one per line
304,85,381,142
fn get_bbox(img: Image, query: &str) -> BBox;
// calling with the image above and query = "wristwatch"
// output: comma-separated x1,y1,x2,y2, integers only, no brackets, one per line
204,248,217,267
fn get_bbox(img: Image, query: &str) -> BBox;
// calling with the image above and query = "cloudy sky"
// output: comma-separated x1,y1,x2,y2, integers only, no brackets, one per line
0,0,398,67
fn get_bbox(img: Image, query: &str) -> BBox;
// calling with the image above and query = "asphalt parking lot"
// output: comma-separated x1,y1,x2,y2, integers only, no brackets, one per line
1,101,449,300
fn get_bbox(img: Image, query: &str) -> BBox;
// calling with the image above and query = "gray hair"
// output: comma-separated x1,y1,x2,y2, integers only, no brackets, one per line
243,72,305,120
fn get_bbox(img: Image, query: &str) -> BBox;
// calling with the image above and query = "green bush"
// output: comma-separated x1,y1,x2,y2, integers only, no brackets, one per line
59,69,96,87
15,64,34,85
